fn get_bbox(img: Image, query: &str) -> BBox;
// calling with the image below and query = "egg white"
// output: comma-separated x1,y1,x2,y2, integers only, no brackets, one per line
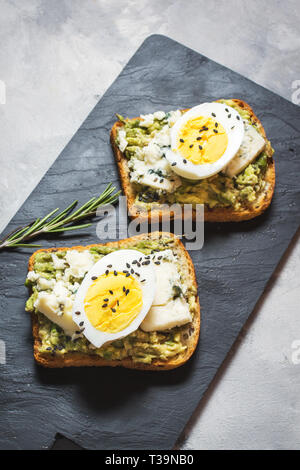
165,102,244,180
72,250,156,348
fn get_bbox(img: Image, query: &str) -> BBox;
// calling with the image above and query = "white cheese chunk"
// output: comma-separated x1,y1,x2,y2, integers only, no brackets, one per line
63,250,94,281
152,260,181,306
37,277,55,291
51,253,66,270
27,270,39,282
153,111,166,120
141,297,192,332
118,128,128,152
225,123,266,177
34,292,77,337
129,157,181,193
143,141,163,164
140,113,155,128
152,125,171,148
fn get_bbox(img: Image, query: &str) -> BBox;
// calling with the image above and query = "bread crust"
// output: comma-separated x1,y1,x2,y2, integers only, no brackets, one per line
28,232,200,370
110,99,275,222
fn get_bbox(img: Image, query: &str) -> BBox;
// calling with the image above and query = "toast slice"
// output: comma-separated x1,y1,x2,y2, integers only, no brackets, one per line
27,232,200,370
110,99,275,222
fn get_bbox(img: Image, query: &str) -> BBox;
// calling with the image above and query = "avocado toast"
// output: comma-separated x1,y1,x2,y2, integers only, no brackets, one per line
25,232,200,370
110,99,275,222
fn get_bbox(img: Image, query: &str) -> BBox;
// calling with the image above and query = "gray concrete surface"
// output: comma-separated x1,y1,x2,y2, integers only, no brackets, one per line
0,0,299,449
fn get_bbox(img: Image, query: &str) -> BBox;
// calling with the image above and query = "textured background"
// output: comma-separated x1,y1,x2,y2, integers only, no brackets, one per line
0,0,299,450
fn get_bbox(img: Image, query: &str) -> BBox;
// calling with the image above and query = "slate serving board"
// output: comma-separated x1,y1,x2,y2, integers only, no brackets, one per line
0,35,299,450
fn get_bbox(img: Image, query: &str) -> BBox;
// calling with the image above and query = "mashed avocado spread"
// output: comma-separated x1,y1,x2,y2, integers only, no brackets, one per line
116,99,274,211
26,238,197,364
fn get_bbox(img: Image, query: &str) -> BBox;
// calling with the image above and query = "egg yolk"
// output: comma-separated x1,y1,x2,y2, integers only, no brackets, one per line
84,272,143,334
176,116,228,165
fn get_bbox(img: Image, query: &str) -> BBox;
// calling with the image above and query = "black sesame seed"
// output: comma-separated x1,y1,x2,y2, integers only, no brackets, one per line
75,311,81,316
199,145,203,150
126,272,130,277
231,126,235,130
109,290,113,295
158,256,163,260
125,289,130,296
102,303,108,308
132,260,137,264
160,178,164,183
135,272,140,277
183,159,187,164
213,129,218,133
114,270,117,276
215,122,218,127
212,112,216,117
141,279,146,282
137,262,141,267
79,321,84,327
171,162,177,166
154,261,161,265
126,263,130,268
131,268,134,274
46,347,52,351
91,276,97,280
145,255,150,259
179,138,184,143
123,286,126,292
189,144,194,147
228,114,231,118
111,308,116,313
123,270,128,273
104,298,109,302
117,300,119,306
225,108,229,112
107,264,112,268
236,115,240,120
105,269,109,275
196,137,201,141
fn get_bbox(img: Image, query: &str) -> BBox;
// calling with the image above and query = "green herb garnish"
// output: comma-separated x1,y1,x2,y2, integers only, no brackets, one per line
0,183,120,251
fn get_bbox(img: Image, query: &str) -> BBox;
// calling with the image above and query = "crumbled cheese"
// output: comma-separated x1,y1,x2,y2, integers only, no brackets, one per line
143,141,163,165
118,128,128,152
140,113,155,128
129,157,181,192
63,250,94,281
27,270,39,282
37,277,55,291
167,110,182,126
51,253,66,270
153,111,166,120
152,125,171,148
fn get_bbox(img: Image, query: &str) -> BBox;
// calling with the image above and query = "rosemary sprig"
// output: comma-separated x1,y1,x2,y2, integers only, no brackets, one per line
0,183,120,251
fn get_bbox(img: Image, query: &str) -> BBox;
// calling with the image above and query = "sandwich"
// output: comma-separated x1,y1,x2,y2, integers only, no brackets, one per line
25,232,200,370
111,99,275,222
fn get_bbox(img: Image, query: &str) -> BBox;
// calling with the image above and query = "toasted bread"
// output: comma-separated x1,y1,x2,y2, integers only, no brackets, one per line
110,99,275,222
28,232,200,370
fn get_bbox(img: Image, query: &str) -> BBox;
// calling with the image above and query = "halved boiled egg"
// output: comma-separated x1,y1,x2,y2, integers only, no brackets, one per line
72,250,156,348
165,102,244,180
